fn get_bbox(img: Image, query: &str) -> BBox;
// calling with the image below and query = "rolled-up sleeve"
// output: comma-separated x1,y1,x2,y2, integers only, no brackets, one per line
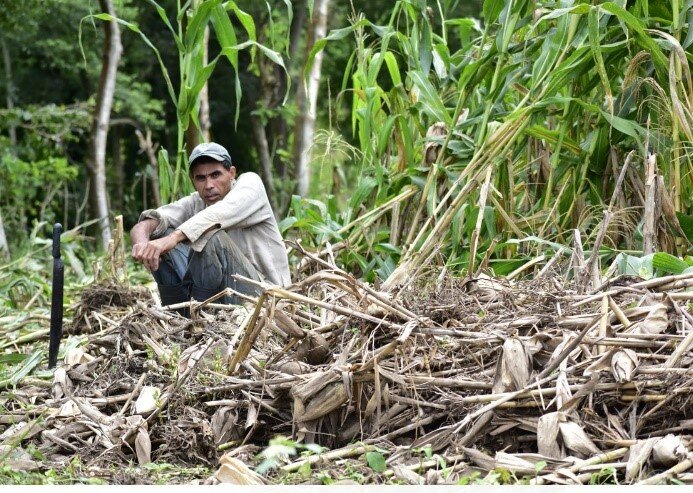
138,194,198,239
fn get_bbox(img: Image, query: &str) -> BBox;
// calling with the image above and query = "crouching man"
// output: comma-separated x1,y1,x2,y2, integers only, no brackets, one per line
131,142,290,311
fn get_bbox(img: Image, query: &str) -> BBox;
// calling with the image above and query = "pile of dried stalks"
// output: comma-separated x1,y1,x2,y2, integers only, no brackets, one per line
1,263,691,484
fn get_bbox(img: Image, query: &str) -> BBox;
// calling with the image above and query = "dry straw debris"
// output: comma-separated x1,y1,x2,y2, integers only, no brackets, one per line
1,262,691,484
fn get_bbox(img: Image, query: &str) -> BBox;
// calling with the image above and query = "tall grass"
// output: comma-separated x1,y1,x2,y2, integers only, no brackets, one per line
284,0,693,283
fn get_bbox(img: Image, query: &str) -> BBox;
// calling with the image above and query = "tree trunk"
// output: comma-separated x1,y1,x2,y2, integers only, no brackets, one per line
88,0,122,249
0,209,8,258
135,128,162,208
293,0,330,197
0,35,15,257
250,114,275,208
112,126,124,213
1,35,17,145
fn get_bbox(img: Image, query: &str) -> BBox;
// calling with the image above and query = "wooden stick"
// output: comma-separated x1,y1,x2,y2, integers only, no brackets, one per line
637,458,693,485
608,295,631,329
281,444,369,472
530,447,630,485
598,294,609,354
662,316,693,368
116,372,147,416
537,313,601,379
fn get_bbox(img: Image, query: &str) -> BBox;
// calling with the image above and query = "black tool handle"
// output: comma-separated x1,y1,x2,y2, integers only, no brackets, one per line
52,223,62,259
48,223,64,369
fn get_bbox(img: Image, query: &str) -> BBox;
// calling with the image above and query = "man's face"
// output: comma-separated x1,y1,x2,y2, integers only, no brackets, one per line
190,161,236,206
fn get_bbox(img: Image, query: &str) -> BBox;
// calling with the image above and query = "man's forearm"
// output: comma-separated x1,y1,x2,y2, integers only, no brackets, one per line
131,218,158,244
166,229,187,246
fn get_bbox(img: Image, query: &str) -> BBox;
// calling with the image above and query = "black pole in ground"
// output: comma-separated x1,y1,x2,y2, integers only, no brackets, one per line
48,223,64,369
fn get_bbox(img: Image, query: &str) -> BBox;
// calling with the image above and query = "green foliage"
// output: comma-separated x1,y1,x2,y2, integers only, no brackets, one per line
255,436,325,475
616,252,693,279
282,0,693,281
86,0,289,203
365,450,387,472
589,466,618,485
0,141,80,241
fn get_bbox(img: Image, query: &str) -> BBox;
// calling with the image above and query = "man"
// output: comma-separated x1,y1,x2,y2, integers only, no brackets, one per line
131,142,290,310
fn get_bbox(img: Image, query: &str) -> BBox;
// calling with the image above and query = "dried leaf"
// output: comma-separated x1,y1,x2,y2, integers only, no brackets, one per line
58,400,81,417
537,412,563,459
558,421,600,458
245,403,258,430
652,434,688,467
583,348,617,377
467,274,507,302
423,122,447,166
211,406,239,445
0,445,39,471
626,437,658,482
300,382,348,422
51,367,72,400
525,334,546,355
134,386,161,415
629,303,668,335
215,455,266,484
492,337,531,393
135,428,151,465
547,334,582,371
178,340,230,375
392,465,424,485
610,349,639,383
273,309,305,338
494,452,537,475
0,420,44,444
65,347,95,366
554,370,572,410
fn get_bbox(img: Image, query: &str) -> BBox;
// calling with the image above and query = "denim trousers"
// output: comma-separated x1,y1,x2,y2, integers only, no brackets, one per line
152,228,261,306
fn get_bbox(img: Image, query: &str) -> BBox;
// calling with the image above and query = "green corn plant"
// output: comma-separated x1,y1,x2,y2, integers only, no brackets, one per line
82,0,288,203
284,0,692,283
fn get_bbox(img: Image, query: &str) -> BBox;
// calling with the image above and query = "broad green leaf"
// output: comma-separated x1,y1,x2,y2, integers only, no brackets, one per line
382,52,402,87
408,71,452,126
349,177,378,210
600,110,645,142
157,148,173,203
376,115,398,156
652,252,689,274
229,3,256,42
525,125,582,156
419,20,432,77
483,0,505,23
366,451,387,472
5,350,42,388
184,0,219,51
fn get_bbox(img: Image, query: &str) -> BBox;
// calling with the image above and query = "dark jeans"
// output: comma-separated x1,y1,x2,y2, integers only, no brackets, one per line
152,228,261,307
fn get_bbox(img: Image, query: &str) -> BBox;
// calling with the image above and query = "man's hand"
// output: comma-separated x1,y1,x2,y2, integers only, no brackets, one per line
131,230,187,272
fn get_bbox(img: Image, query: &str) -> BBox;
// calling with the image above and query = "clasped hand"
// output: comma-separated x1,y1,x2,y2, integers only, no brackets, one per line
131,236,178,272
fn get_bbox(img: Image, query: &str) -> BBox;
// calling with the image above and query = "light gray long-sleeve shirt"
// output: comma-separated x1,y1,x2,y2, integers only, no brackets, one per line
138,172,291,286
